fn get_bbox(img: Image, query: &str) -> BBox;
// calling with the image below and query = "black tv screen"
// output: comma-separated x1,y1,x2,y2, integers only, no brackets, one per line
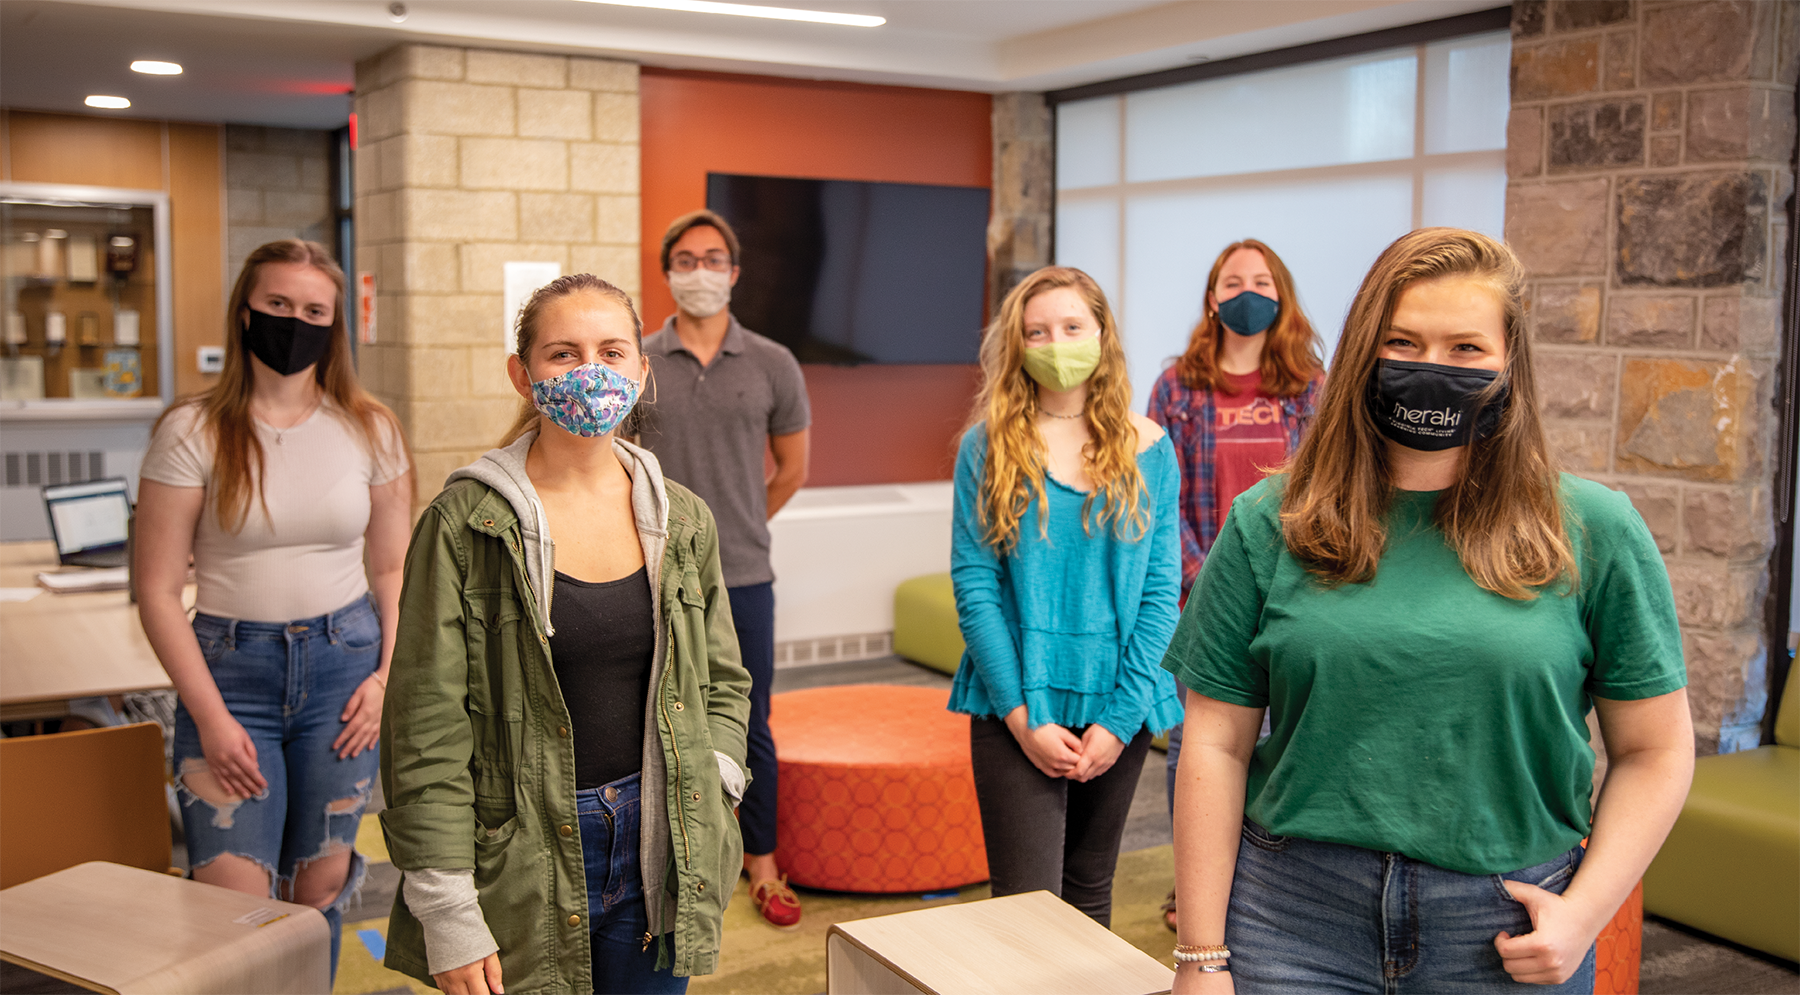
705,172,989,365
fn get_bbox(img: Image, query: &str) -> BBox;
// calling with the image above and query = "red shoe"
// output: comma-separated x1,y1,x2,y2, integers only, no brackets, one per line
751,874,803,930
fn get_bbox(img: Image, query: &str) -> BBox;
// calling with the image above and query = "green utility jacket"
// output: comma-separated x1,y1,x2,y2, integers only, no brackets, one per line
380,435,750,992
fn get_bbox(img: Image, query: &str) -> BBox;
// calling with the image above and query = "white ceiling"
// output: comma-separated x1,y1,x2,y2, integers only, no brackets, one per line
0,0,1502,130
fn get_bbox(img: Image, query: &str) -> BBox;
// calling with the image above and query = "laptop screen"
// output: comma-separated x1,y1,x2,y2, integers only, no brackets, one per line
44,479,132,555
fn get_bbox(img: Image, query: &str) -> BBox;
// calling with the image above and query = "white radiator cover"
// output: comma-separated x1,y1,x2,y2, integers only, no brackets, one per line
768,481,952,664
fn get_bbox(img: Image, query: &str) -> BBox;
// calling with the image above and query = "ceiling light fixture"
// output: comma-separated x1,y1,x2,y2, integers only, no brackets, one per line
574,0,883,28
85,95,131,109
130,60,183,75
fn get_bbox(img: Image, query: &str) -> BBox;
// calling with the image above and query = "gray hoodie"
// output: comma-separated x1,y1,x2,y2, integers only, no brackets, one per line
402,432,745,976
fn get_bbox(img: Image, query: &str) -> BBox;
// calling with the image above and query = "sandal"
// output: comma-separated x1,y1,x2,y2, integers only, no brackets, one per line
1161,889,1178,932
751,874,803,930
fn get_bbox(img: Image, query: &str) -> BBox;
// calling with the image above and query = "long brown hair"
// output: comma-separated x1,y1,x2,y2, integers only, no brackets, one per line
971,266,1147,553
500,274,646,446
1280,228,1573,600
1175,239,1322,396
154,239,408,532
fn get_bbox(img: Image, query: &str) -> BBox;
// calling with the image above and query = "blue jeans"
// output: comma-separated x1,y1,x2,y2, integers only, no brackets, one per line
172,595,382,982
1226,820,1596,993
579,772,686,995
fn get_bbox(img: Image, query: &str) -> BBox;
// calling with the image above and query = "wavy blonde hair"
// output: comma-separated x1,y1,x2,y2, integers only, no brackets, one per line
971,266,1147,553
1280,228,1574,599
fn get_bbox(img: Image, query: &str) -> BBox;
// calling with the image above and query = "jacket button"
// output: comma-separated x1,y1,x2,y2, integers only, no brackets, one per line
558,726,569,738
559,825,573,837
568,914,580,927
482,519,495,528
697,882,705,892
673,701,684,711
691,792,701,802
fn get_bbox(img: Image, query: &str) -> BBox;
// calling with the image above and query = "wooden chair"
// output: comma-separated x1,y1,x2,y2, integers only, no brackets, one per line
0,722,171,889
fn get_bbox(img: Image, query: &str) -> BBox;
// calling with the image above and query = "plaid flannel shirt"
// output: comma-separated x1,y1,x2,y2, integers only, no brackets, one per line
1145,367,1323,592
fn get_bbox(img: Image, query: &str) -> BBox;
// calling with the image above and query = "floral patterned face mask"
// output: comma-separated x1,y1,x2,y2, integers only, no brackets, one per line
530,361,642,438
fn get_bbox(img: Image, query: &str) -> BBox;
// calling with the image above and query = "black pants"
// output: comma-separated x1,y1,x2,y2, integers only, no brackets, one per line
969,716,1152,927
729,582,777,856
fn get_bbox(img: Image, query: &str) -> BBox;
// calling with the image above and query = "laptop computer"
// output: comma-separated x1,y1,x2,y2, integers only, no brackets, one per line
42,478,132,568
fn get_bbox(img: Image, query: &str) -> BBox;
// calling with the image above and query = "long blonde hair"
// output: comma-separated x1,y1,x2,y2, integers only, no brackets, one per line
1280,228,1574,599
971,266,1147,553
153,239,409,531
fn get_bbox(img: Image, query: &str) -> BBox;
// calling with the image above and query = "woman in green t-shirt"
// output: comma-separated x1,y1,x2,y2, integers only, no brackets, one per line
1163,228,1693,993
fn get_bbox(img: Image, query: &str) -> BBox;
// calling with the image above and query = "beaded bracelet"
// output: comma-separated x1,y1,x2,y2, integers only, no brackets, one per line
1173,943,1230,963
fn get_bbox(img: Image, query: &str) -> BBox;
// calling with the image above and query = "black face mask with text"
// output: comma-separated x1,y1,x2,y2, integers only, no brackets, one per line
242,307,332,376
1367,359,1508,452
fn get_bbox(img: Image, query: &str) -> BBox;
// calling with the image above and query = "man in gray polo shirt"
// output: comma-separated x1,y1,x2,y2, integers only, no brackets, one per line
639,209,811,929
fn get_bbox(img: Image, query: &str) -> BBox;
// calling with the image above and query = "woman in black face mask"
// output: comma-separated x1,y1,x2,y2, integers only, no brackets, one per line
134,240,413,983
1162,229,1693,993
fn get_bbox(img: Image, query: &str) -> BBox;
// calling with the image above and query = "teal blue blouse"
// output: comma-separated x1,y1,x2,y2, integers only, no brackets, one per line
947,424,1185,741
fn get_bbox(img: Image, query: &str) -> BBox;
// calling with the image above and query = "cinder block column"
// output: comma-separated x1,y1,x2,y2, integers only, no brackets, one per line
352,45,641,502
1506,0,1797,752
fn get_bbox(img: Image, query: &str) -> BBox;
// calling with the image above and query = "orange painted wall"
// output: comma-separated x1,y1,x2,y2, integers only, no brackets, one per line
639,69,991,485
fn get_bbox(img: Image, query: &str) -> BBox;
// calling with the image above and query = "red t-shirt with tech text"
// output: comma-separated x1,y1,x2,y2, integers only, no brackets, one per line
1212,370,1290,536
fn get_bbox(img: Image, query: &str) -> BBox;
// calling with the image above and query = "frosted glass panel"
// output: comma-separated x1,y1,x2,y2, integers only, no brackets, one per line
1119,174,1413,408
1053,198,1121,313
1424,31,1510,154
1057,97,1121,190
1422,163,1507,238
1125,49,1417,183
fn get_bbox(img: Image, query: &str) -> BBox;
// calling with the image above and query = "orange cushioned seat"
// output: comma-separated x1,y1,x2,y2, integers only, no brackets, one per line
770,685,988,893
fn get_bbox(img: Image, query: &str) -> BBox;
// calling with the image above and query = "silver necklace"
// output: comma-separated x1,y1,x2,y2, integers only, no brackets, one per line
267,396,322,446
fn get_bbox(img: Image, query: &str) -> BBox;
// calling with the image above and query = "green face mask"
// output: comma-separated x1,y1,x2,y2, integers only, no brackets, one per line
1021,337,1102,392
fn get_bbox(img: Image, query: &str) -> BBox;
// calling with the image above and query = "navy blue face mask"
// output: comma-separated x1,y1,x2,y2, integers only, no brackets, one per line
1215,290,1279,337
1368,359,1508,452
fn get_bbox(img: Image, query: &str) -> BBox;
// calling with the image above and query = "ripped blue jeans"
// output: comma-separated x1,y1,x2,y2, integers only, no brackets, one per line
172,594,382,980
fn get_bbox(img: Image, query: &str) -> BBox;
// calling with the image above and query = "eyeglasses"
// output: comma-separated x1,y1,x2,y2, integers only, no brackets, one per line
670,252,732,273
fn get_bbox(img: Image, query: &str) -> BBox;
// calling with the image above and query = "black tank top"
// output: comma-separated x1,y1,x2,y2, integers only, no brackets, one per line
547,566,654,790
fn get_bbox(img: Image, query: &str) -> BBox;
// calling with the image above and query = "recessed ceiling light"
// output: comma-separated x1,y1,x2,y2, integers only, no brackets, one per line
85,95,131,109
130,60,183,75
574,0,883,28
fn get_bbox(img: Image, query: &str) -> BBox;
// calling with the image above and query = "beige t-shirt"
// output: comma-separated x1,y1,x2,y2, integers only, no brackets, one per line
140,398,410,622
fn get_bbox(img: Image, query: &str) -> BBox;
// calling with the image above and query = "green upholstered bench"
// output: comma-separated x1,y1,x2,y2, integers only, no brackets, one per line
1643,668,1799,961
894,573,963,676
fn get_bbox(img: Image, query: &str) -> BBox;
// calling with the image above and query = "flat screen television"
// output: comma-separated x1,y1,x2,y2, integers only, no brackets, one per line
705,172,990,365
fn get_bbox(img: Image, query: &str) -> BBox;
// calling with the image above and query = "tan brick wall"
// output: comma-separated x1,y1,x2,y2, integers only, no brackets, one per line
351,44,640,504
1506,0,1796,752
225,125,334,279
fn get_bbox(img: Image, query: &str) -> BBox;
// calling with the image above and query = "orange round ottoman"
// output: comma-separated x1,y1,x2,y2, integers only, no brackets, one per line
769,685,988,893
1594,881,1643,995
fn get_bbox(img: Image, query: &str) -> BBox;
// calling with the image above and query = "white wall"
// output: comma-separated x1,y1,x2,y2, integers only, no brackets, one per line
769,481,953,652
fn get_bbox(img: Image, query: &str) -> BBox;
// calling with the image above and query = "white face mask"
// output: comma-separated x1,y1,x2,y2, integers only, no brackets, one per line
668,268,732,319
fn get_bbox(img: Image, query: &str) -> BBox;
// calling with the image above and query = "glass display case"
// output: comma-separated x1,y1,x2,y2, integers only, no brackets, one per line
1,183,172,406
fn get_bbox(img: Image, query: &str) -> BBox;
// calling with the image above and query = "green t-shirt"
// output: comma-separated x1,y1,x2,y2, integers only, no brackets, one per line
1162,473,1686,875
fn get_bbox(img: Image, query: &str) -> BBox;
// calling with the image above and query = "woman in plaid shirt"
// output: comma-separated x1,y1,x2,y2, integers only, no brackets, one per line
1146,239,1324,933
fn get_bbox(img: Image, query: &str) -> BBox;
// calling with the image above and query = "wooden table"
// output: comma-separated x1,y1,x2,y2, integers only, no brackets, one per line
0,541,178,721
0,861,330,994
827,890,1175,995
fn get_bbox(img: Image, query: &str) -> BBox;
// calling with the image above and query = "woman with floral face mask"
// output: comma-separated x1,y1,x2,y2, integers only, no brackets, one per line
381,274,751,995
949,265,1183,926
1146,239,1325,932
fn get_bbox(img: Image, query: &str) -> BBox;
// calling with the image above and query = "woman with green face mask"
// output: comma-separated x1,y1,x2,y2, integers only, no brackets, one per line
947,266,1184,926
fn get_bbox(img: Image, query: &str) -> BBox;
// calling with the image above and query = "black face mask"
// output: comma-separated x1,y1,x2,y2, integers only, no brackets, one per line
243,307,332,376
1367,359,1508,452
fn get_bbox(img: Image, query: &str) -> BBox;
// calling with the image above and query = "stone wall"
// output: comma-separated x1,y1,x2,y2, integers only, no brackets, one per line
225,125,334,280
351,44,640,502
1506,0,1797,753
989,93,1053,314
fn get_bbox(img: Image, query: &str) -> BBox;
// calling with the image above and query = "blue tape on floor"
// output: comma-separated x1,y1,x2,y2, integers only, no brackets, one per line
358,928,386,960
920,889,958,900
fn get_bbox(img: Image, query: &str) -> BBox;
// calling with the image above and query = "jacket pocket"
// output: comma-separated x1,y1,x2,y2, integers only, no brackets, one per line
463,588,526,721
